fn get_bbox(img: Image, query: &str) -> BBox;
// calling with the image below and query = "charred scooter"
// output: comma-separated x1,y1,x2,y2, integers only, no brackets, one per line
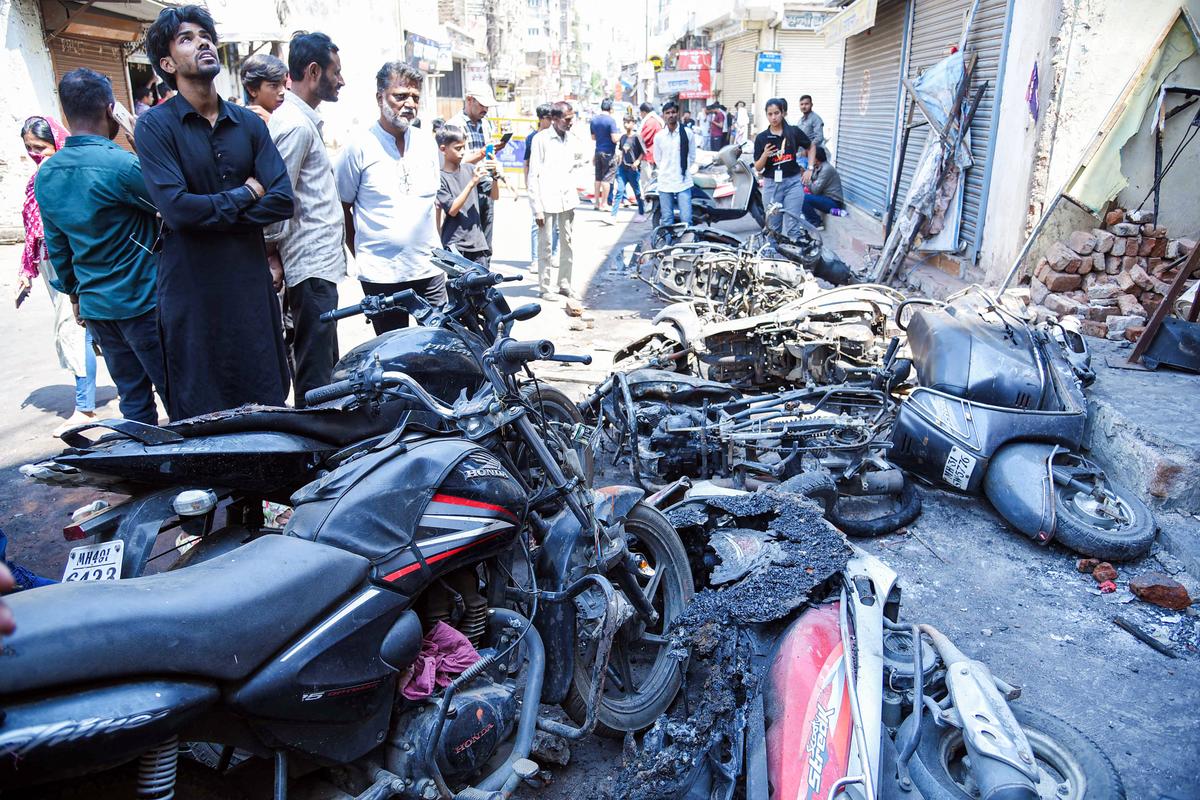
1,288,693,799
890,288,1156,560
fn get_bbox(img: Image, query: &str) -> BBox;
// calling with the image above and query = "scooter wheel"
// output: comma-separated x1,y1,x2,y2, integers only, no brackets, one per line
1051,477,1156,562
901,704,1125,800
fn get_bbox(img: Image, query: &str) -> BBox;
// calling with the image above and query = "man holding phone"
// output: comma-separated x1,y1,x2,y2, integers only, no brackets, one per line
449,84,508,249
752,97,811,240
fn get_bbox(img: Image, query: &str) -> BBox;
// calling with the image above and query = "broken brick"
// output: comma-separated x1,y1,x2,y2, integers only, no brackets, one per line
1141,294,1163,315
1109,222,1140,236
1046,242,1082,272
1105,255,1121,275
1123,325,1146,342
1116,271,1138,292
1167,238,1195,259
1093,229,1115,253
1091,252,1106,273
1129,263,1155,291
1079,320,1108,338
1077,558,1101,573
1149,237,1166,258
1044,294,1083,316
1098,580,1117,594
1030,278,1050,305
1068,230,1097,255
1110,237,1128,257
1137,237,1155,257
1092,562,1118,583
1117,293,1147,318
1043,272,1083,292
1104,209,1126,226
1126,209,1154,224
1129,572,1193,610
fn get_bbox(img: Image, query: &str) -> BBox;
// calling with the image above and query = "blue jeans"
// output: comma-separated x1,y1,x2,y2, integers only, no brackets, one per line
611,167,644,216
766,174,806,239
659,186,693,226
529,218,559,263
75,327,97,412
87,309,167,425
802,193,844,226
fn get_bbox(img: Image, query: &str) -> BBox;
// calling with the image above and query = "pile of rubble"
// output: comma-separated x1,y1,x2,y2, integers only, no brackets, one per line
1028,208,1197,340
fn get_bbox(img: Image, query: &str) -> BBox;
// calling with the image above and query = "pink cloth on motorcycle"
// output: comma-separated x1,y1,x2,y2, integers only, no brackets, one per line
399,621,481,700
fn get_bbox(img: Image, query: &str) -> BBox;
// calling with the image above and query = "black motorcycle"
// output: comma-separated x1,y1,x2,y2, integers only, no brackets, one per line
2,268,693,799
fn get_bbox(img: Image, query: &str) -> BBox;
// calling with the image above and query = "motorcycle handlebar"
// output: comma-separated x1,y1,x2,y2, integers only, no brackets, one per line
321,304,365,323
304,378,356,406
495,339,555,367
459,271,518,291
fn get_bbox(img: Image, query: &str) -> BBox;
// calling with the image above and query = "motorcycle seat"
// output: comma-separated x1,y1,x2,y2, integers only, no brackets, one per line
0,536,370,695
167,399,409,447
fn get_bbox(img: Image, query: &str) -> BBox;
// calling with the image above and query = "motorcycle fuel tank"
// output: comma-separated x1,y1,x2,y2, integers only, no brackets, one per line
763,602,854,800
333,327,486,406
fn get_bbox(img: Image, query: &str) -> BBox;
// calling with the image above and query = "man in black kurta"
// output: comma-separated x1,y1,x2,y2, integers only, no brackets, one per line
136,6,295,420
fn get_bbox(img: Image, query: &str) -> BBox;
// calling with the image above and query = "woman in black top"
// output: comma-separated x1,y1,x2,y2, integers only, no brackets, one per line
608,116,646,221
752,97,811,239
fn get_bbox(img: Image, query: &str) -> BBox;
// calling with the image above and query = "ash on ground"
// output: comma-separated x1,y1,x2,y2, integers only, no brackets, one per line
606,490,850,800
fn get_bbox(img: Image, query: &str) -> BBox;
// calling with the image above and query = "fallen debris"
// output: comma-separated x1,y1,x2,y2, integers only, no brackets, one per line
1077,557,1100,573
1093,562,1119,583
1113,614,1178,659
1129,572,1193,610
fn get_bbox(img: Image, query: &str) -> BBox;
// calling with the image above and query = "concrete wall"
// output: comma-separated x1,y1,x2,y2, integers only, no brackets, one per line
980,0,1200,283
0,0,60,238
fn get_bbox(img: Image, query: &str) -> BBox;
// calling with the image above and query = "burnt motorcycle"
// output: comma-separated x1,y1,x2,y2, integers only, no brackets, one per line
627,484,1125,800
20,250,590,581
1,289,693,799
616,282,909,392
582,349,922,538
889,288,1156,560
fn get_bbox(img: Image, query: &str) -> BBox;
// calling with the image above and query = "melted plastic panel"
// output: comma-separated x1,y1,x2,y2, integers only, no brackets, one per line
608,490,850,799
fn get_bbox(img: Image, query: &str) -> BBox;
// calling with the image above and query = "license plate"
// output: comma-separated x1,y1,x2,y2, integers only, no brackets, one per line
942,446,978,490
62,540,124,583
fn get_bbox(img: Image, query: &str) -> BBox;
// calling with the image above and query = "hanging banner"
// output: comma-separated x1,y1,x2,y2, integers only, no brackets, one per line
820,0,878,47
405,33,445,73
675,49,713,70
672,50,713,99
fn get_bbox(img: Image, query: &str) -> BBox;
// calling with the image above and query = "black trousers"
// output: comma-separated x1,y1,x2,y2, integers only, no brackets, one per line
86,309,167,425
287,277,341,408
360,273,449,335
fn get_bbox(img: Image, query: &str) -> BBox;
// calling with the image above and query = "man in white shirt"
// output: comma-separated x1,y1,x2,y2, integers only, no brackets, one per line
265,32,346,406
652,100,696,227
336,61,444,334
528,101,581,302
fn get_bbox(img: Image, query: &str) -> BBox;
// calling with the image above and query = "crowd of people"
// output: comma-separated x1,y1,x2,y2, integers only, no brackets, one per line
16,2,848,442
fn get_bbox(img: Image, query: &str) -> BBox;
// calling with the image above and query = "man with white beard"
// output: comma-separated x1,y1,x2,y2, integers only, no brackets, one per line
336,61,445,333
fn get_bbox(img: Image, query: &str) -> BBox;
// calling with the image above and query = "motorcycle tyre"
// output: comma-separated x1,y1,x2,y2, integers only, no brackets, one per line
828,480,922,538
778,471,837,515
564,502,693,737
903,705,1125,800
1050,478,1155,562
519,383,595,486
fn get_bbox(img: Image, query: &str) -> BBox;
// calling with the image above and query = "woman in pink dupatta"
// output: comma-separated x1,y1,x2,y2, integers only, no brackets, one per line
19,115,98,436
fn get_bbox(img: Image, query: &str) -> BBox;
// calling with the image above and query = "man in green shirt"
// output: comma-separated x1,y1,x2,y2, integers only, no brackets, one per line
36,68,165,425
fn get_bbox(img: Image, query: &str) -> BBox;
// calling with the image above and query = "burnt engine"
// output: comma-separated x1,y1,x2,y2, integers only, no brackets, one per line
385,568,524,793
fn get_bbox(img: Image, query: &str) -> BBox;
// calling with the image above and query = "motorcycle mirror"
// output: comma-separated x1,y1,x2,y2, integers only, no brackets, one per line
502,303,542,324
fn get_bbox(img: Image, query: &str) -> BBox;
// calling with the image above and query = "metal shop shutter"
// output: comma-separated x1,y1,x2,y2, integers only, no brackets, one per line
834,0,908,217
720,32,759,112
893,0,1011,260
49,36,134,152
774,30,844,155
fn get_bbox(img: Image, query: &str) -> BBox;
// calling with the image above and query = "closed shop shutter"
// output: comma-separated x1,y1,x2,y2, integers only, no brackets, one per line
894,0,1010,260
719,31,758,111
49,36,134,152
774,30,844,155
834,0,908,217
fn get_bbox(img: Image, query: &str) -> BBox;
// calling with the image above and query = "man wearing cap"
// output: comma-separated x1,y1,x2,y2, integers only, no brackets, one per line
450,84,508,249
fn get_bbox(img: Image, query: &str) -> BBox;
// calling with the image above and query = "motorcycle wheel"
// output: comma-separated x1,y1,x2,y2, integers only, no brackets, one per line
778,471,837,515
564,502,693,736
519,383,595,487
828,479,922,538
1051,475,1155,562
903,705,1125,800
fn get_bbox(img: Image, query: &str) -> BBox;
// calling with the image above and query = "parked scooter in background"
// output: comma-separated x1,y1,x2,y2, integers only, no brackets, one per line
890,288,1156,560
647,143,766,229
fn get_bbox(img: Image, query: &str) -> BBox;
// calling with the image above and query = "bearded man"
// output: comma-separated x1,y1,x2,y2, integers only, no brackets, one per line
335,61,445,334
